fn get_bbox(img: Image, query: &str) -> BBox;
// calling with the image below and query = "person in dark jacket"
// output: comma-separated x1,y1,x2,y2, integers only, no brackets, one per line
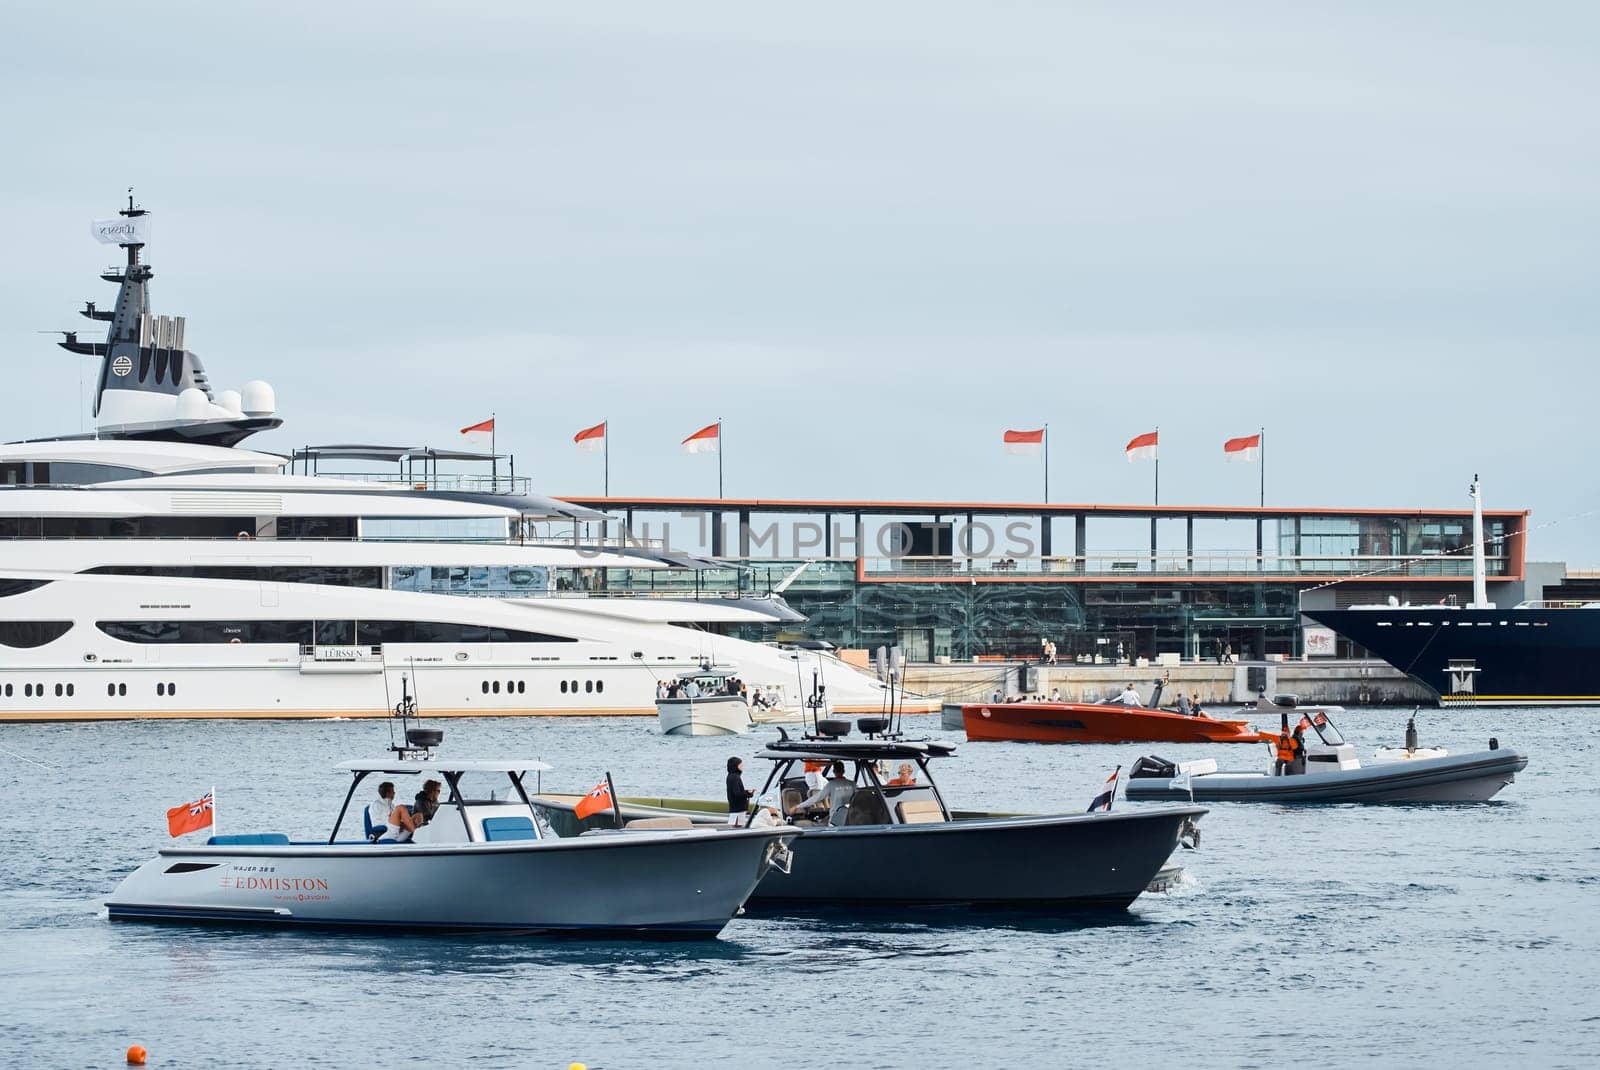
726,756,754,826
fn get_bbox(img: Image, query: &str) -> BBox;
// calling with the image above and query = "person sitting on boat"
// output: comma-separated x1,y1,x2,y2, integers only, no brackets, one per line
412,779,442,826
792,761,855,825
367,781,420,842
887,763,917,787
1190,693,1205,717
726,756,755,827
684,678,703,699
1117,683,1142,706
1176,692,1192,716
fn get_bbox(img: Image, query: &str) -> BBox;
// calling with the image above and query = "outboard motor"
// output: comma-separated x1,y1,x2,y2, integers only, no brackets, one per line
1405,716,1419,752
1130,755,1178,779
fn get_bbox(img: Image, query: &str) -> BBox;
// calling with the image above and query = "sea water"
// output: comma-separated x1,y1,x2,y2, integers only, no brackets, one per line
2,708,1595,1068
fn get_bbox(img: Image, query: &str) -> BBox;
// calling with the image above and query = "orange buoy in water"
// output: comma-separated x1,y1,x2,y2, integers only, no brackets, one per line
126,1045,148,1065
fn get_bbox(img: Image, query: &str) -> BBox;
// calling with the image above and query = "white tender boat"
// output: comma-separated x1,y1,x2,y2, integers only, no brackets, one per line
657,666,752,736
106,737,797,937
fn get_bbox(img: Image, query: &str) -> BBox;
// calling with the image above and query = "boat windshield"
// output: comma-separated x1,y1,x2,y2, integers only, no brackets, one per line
1310,712,1345,746
752,753,950,826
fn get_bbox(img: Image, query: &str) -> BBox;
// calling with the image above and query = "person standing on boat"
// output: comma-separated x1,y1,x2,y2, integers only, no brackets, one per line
726,756,754,827
1291,721,1308,775
1273,726,1294,776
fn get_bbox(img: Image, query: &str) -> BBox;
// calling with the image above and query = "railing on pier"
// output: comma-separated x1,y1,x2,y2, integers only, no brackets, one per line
860,553,1510,580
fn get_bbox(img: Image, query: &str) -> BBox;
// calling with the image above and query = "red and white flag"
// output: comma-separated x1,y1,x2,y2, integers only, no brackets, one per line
573,421,606,453
1125,430,1158,462
1224,433,1261,462
1003,428,1045,456
460,417,495,448
166,790,214,838
574,777,614,821
681,422,719,454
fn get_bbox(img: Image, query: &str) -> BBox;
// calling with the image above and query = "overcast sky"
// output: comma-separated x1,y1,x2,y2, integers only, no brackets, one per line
2,2,1596,562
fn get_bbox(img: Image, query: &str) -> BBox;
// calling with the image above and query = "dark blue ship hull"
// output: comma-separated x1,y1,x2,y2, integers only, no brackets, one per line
1305,607,1600,706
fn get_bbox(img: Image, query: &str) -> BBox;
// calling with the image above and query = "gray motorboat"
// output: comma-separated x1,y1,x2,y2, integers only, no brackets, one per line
539,723,1204,911
1124,710,1527,804
106,736,797,938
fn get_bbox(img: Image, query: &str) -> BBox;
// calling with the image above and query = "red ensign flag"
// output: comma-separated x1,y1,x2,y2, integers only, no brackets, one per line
574,778,614,820
166,791,214,837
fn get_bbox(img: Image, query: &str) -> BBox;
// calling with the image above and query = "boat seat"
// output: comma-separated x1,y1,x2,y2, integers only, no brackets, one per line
626,816,695,830
845,792,889,826
781,788,803,815
362,809,393,844
896,800,945,825
207,833,290,846
480,816,539,842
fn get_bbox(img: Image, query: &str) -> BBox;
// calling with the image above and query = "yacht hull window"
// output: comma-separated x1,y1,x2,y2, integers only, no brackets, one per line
96,620,576,645
0,621,73,648
389,565,548,595
84,565,383,588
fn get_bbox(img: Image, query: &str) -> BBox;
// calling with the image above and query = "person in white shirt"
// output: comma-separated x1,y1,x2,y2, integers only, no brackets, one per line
366,781,418,842
1117,683,1143,706
1049,687,1062,702
656,680,668,700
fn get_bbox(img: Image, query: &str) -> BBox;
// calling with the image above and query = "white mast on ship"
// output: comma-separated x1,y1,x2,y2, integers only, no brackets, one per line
1469,474,1492,609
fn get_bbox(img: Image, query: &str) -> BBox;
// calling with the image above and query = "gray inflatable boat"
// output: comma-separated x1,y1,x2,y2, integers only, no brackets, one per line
1124,711,1527,804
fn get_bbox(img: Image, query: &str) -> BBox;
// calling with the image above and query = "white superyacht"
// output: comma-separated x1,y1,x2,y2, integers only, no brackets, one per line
0,199,923,722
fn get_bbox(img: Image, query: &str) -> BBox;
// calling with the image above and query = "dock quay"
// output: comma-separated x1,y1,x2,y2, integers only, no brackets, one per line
904,658,1432,728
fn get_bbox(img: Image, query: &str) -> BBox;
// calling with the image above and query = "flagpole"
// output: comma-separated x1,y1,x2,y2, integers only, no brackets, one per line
717,417,724,499
1257,426,1265,572
604,419,610,498
491,411,497,493
1043,423,1050,504
604,770,623,830
1154,426,1160,506
211,784,217,841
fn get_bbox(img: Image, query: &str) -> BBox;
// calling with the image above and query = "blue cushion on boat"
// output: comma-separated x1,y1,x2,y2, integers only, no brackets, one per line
480,816,538,842
207,833,290,846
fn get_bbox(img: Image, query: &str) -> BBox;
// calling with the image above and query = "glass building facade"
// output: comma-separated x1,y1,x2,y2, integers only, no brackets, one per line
562,500,1528,662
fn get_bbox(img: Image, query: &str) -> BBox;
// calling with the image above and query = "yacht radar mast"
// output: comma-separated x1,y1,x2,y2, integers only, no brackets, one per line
54,193,285,447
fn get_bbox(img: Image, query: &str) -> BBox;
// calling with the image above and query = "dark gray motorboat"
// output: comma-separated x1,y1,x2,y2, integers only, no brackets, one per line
539,724,1204,911
1124,711,1527,804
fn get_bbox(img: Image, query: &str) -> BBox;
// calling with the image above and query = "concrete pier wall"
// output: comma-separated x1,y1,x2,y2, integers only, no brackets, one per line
908,658,1432,712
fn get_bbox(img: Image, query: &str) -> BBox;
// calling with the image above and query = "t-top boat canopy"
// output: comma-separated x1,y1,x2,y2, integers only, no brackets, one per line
756,738,959,763
673,665,740,682
335,758,554,775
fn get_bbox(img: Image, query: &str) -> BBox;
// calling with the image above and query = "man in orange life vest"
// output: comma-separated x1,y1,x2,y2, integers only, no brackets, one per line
1273,718,1306,776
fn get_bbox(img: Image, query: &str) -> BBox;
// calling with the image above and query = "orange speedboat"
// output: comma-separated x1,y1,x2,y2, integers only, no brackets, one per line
961,701,1265,745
